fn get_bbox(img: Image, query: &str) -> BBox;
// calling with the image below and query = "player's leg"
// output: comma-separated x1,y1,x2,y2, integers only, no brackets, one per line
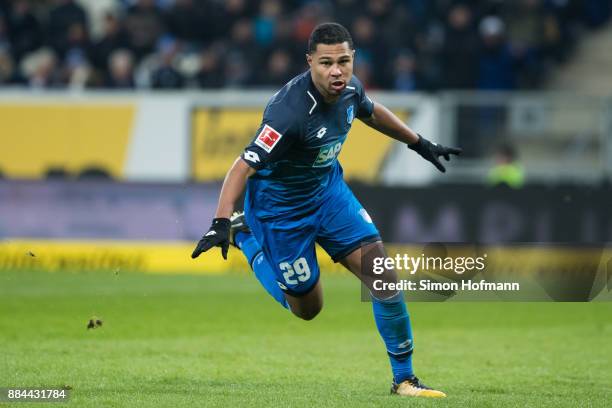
317,183,445,398
234,211,323,320
283,280,323,321
339,244,444,397
231,212,289,309
339,242,415,383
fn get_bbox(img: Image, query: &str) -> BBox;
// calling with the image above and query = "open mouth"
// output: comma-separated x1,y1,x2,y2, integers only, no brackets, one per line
330,80,345,92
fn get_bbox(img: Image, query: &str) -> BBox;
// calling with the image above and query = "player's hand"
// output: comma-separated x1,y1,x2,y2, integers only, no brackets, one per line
408,134,462,173
191,218,231,260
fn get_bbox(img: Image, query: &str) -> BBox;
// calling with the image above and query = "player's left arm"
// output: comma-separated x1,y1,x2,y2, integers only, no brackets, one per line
360,101,462,173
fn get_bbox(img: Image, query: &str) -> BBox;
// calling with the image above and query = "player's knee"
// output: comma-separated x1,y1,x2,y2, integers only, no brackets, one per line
289,298,323,321
286,281,323,320
294,305,321,321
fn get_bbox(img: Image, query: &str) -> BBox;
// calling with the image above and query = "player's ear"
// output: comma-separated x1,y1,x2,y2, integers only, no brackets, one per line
306,53,312,67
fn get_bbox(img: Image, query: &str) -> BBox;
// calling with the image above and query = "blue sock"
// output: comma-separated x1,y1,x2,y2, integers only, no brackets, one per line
235,232,289,309
371,292,414,383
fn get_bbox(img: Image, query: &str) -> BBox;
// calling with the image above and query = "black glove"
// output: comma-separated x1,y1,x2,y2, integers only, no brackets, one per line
191,218,231,260
408,134,462,173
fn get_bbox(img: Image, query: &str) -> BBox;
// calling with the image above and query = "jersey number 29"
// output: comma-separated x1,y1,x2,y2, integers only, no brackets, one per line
279,258,311,285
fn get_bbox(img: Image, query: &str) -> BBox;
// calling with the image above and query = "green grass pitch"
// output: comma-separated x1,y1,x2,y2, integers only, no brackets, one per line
1,270,611,407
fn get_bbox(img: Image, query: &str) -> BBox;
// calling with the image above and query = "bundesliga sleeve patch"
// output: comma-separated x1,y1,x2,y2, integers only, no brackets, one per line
255,124,283,153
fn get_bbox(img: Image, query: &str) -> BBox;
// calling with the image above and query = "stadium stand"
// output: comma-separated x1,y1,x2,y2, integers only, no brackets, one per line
0,0,610,91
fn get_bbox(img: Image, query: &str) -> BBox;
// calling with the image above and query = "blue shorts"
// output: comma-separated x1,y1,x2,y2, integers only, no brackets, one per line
245,180,380,296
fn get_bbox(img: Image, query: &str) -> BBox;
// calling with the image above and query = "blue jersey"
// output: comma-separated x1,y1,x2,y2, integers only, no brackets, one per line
241,71,374,218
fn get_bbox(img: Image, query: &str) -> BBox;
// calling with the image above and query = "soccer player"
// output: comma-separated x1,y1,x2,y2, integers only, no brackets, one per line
192,23,461,398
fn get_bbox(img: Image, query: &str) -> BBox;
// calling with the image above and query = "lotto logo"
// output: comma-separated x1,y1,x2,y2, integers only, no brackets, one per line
243,150,260,163
255,124,282,152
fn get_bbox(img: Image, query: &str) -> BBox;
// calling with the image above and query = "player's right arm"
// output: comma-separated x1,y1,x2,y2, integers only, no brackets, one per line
215,157,256,220
191,97,298,261
191,157,254,260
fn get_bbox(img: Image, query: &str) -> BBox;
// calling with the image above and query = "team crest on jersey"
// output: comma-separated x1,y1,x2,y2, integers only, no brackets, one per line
255,124,282,153
346,105,354,124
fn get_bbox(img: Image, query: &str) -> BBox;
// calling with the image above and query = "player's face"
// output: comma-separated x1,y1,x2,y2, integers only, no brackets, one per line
307,42,354,102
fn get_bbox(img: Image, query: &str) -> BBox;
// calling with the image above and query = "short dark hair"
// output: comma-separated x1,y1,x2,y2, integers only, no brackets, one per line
308,22,354,54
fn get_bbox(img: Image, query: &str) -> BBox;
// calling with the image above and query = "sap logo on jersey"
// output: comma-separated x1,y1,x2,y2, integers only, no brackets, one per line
313,141,343,167
255,124,282,152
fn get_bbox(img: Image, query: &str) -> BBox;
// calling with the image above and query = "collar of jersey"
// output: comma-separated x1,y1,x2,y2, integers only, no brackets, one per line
307,73,327,105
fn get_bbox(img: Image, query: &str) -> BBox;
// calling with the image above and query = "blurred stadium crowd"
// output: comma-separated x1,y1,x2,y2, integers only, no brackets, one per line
0,0,611,91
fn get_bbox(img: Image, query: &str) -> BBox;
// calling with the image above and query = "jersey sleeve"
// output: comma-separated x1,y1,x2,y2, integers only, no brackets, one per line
353,75,374,119
241,101,299,170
